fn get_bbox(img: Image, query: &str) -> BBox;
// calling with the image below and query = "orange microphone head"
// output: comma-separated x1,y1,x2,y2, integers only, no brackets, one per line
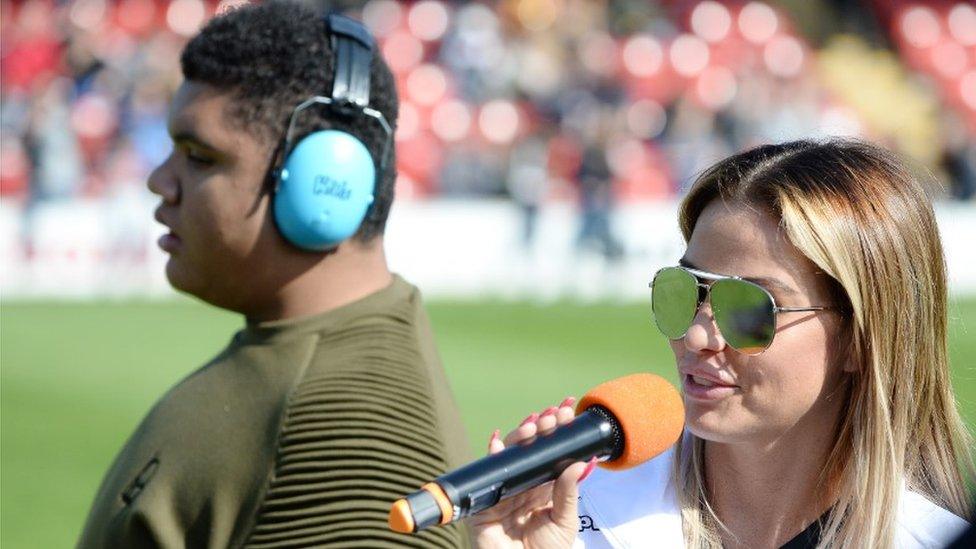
576,372,684,471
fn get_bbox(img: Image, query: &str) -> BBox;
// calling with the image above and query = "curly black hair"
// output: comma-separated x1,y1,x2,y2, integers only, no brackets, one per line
180,0,398,244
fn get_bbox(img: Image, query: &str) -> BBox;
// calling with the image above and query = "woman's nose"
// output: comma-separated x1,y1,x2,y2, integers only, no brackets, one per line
683,301,727,353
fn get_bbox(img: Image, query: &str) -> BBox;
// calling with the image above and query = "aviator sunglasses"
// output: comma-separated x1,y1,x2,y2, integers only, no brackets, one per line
650,265,835,355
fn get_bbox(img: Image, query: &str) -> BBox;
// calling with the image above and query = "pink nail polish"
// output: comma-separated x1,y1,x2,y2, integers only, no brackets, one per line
519,412,539,427
559,396,576,408
487,429,500,451
578,457,598,484
540,406,558,418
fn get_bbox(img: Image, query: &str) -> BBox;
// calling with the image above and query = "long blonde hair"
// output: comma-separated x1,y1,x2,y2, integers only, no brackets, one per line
673,140,974,548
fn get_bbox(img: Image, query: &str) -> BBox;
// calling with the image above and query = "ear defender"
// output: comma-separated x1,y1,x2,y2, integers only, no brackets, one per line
272,14,391,251
274,130,375,250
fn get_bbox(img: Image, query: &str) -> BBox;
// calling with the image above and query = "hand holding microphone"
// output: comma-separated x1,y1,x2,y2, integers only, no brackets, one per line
470,396,589,549
388,373,685,548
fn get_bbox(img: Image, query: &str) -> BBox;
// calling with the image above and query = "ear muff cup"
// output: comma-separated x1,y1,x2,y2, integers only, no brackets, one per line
273,130,376,251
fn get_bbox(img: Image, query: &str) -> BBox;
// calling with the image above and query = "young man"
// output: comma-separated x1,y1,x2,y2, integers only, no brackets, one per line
77,3,469,547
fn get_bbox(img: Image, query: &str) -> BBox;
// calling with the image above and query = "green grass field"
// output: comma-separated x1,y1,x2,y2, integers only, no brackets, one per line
2,298,975,547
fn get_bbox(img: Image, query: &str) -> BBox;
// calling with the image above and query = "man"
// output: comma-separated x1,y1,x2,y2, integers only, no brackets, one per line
77,2,469,547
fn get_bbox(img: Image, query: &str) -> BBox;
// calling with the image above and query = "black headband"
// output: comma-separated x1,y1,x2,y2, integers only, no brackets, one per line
327,14,374,109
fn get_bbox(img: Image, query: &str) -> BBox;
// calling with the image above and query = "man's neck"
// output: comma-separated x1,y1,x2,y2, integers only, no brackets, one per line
245,239,393,322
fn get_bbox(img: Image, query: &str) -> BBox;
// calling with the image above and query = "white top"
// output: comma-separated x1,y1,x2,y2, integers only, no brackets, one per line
573,449,970,548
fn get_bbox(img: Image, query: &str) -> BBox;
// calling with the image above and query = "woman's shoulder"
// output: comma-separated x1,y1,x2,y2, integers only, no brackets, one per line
895,488,970,548
575,449,683,548
580,447,675,497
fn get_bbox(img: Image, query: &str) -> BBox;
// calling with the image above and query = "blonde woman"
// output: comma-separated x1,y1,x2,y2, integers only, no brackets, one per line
471,140,974,548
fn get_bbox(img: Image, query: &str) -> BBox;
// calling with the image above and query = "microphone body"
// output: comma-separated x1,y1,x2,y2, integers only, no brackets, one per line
388,372,685,535
402,408,619,531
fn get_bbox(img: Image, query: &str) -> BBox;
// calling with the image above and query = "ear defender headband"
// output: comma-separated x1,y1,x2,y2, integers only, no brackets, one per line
272,14,393,251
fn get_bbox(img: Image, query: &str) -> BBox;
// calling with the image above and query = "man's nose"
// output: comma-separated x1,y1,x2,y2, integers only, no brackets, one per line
147,156,179,204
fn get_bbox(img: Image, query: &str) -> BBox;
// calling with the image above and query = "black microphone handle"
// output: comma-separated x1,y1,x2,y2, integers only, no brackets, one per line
406,409,617,530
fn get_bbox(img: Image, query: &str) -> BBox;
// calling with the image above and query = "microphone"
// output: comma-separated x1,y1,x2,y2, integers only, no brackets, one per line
388,373,684,534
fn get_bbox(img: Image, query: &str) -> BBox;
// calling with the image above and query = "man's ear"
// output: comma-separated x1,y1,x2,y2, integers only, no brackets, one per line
261,137,287,196
243,138,284,218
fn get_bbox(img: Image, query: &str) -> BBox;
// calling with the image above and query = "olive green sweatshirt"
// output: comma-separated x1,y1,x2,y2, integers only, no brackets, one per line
77,275,470,548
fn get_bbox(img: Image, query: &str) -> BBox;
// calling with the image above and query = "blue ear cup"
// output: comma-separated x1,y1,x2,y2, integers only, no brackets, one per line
273,130,376,251
271,15,390,251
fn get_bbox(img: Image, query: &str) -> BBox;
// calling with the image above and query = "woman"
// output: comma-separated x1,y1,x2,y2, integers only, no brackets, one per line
471,140,974,548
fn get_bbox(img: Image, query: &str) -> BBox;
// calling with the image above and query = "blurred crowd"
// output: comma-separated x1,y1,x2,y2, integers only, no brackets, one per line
1,0,975,256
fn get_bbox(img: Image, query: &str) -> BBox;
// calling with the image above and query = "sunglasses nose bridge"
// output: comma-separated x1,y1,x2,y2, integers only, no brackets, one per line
693,280,716,314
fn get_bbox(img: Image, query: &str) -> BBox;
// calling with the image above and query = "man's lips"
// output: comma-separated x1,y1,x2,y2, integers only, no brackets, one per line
154,207,181,252
157,232,181,252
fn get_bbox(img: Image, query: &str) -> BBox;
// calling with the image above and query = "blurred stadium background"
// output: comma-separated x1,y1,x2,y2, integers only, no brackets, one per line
1,0,975,546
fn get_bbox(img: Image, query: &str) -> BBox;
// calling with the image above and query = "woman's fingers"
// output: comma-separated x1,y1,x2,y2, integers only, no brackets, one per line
549,460,587,530
474,398,587,549
536,406,560,433
555,401,575,425
503,419,538,446
577,456,598,484
537,397,576,434
488,429,504,455
503,396,577,446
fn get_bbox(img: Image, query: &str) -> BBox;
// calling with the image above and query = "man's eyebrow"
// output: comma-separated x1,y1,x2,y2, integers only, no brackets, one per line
678,257,797,296
170,130,219,152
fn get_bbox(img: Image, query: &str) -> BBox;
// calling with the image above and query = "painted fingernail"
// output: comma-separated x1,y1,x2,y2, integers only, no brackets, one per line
540,406,558,418
559,396,576,408
488,429,500,451
577,457,598,484
519,412,539,427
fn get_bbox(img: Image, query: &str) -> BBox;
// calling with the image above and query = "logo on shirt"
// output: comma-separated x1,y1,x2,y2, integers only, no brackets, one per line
577,496,601,532
122,458,159,505
579,514,600,532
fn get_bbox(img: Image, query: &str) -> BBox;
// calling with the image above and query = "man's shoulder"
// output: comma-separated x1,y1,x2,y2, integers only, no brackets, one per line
333,273,422,324
106,331,321,495
150,333,314,422
896,489,970,548
308,278,431,370
76,340,306,549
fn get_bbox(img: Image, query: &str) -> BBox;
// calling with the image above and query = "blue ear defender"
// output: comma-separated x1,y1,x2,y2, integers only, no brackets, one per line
272,15,393,251
274,127,376,251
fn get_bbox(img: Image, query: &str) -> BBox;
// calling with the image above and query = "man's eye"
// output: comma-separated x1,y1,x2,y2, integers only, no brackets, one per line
184,147,214,166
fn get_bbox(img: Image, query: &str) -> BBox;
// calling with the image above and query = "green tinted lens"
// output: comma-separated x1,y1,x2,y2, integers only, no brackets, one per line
652,267,699,339
710,279,776,354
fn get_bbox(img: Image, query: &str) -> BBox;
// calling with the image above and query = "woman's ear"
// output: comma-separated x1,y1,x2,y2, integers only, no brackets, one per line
829,317,858,373
839,327,858,373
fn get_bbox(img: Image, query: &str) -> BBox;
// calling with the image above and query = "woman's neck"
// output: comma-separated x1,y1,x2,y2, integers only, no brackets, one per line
704,419,840,548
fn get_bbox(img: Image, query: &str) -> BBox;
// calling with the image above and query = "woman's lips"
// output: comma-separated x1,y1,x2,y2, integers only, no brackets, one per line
682,373,739,401
158,232,182,253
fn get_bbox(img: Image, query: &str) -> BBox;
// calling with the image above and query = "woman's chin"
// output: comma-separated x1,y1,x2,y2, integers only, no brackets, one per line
684,409,754,443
